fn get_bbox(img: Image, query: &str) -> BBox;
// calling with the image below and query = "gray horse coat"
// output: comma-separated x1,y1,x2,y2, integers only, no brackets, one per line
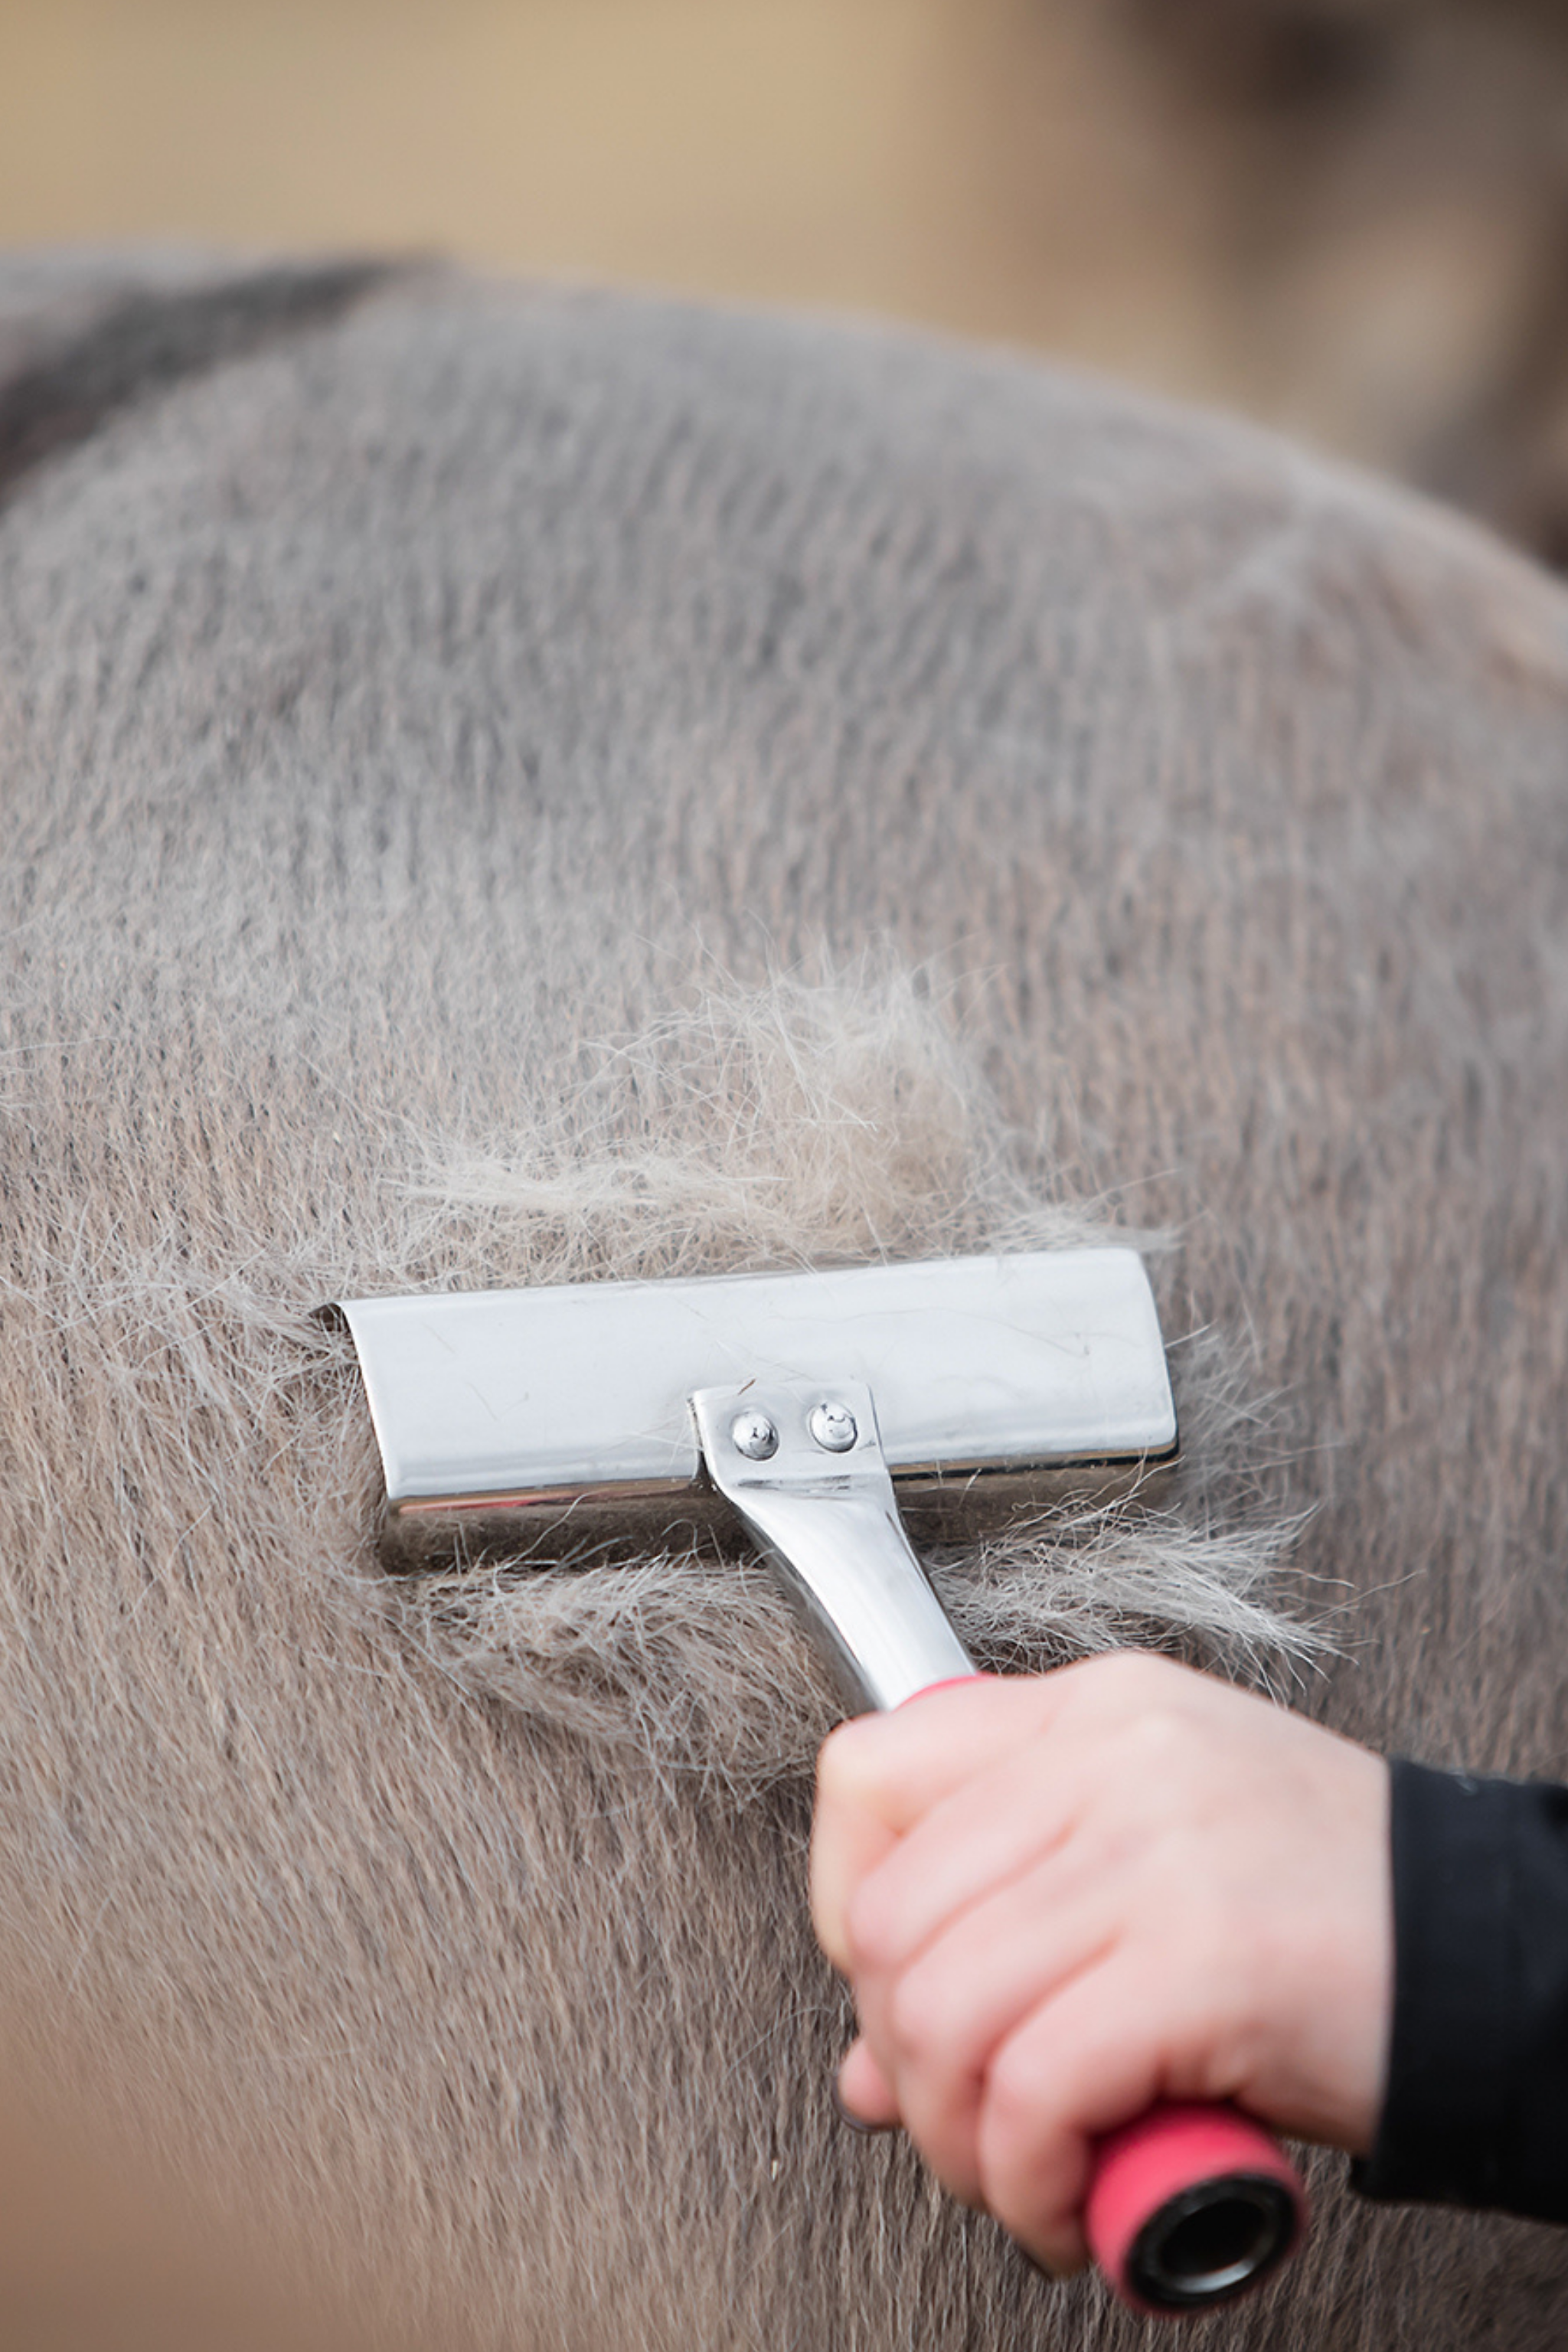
2,253,1566,2347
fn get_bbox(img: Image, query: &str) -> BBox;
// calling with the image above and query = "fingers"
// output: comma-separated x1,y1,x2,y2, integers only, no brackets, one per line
974,1957,1173,2275
817,1675,1061,1838
843,1917,1185,2281
812,1671,1080,1965
855,1854,1121,2206
815,1653,1187,1980
811,1797,898,1973
835,2036,900,2128
835,1733,1088,1981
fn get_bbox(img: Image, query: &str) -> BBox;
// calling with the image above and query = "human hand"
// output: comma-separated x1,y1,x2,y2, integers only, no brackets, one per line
811,1653,1391,2275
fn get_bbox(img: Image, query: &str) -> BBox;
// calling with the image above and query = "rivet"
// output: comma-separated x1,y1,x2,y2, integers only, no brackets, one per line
730,1409,779,1461
808,1400,858,1452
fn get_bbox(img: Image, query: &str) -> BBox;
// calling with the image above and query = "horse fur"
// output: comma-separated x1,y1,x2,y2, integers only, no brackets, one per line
2,253,1568,2346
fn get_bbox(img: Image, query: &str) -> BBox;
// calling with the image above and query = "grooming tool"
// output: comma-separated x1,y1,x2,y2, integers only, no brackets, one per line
338,1248,1305,2314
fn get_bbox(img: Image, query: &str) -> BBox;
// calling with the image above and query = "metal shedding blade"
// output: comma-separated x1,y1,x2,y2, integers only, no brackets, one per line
338,1250,1178,1567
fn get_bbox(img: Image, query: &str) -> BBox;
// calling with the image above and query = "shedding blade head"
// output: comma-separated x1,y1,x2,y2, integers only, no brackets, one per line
338,1250,1178,1557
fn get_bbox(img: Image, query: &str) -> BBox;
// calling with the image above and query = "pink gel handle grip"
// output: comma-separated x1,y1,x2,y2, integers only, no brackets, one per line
900,1681,1308,2313
1086,2100,1306,2314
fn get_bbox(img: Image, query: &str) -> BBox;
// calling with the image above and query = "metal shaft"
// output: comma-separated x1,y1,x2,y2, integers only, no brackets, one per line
688,1377,974,1712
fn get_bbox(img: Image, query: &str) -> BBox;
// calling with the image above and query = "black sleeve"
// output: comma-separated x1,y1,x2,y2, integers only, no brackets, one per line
1354,1758,1568,2222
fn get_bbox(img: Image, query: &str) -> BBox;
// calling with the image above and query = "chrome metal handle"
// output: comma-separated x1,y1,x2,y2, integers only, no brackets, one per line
694,1375,1303,2319
689,1377,974,1712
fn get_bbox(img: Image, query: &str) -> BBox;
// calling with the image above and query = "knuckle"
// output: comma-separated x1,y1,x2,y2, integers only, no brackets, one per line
1129,1704,1188,1764
887,1965,951,2066
982,2034,1055,2138
1117,1703,1209,1794
841,1880,900,1975
1067,1651,1190,1743
1087,1649,1169,1700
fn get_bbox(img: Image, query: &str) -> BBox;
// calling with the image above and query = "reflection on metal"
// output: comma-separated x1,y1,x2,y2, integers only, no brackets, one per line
338,1246,1178,1558
691,1378,974,1712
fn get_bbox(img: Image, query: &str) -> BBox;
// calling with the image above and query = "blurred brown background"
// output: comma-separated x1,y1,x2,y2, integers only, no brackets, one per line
5,0,1568,559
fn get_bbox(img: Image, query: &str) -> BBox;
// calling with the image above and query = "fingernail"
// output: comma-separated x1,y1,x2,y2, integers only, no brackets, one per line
831,2083,896,2136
